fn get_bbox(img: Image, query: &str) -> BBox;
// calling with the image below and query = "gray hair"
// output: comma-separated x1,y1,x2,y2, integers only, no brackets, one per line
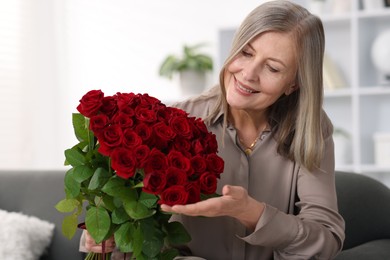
212,0,327,171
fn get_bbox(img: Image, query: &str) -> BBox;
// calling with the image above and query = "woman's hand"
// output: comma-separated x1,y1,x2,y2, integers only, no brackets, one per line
160,185,265,230
84,230,116,253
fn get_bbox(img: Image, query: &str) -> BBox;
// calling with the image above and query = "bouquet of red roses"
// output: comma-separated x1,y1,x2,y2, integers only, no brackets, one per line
55,90,224,260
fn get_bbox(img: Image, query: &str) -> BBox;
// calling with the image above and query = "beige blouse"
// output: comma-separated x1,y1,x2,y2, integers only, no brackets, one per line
169,87,345,260
81,87,345,260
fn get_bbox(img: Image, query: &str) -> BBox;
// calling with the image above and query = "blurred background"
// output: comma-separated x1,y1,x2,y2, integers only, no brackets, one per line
1,0,390,188
0,0,271,170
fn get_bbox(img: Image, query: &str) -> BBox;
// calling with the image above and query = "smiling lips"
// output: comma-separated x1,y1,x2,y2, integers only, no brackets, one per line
235,78,260,94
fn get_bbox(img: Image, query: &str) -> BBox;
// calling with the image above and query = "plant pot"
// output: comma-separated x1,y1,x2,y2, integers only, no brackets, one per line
179,70,206,97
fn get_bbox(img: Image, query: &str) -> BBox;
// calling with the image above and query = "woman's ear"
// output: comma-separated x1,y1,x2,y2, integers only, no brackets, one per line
285,84,298,96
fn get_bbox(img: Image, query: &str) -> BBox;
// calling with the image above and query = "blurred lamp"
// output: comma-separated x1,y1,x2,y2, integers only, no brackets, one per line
371,29,390,84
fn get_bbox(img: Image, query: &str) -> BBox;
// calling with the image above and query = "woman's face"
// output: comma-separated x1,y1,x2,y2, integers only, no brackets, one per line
225,31,298,113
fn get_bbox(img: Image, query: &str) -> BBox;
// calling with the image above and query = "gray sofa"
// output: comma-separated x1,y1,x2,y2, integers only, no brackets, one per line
0,170,84,260
334,171,390,260
1,170,389,259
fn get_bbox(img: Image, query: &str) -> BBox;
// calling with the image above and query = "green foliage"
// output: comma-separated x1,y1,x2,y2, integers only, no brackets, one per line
159,43,213,79
56,113,190,259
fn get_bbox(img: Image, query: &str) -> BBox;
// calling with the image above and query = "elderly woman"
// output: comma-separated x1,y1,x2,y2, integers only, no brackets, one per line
82,1,345,259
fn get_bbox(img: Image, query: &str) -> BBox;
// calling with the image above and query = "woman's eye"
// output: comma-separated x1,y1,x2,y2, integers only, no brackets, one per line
241,50,252,57
267,65,279,73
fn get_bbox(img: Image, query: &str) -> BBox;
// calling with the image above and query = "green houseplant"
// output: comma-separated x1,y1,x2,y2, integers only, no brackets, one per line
159,43,213,96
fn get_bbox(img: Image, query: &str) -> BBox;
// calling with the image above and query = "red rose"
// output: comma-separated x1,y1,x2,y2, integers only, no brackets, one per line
156,106,173,122
206,154,224,174
135,123,152,143
153,122,176,141
192,139,205,155
144,148,168,174
190,155,207,174
185,182,201,204
169,107,188,117
89,114,109,134
167,150,191,173
97,125,123,156
100,96,118,118
203,134,218,154
143,171,167,195
169,116,192,139
173,137,191,154
116,92,137,111
120,106,135,117
158,185,189,206
139,93,161,108
153,122,176,149
77,89,104,117
194,118,209,135
165,167,187,187
112,112,134,129
111,147,137,179
122,129,142,149
199,172,217,194
135,107,157,123
134,145,150,168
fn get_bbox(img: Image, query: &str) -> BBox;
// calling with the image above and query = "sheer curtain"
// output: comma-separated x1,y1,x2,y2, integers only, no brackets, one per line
0,0,62,169
0,0,264,170
0,0,184,170
0,0,24,168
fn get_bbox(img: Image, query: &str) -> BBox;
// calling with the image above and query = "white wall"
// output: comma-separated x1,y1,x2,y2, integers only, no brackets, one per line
1,0,269,170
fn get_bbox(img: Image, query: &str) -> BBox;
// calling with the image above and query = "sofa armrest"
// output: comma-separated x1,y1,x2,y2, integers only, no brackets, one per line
0,170,84,260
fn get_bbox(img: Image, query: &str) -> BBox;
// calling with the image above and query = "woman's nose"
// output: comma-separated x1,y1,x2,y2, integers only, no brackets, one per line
241,63,259,82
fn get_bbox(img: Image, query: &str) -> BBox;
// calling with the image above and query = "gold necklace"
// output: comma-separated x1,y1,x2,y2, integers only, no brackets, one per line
244,137,260,155
240,124,268,155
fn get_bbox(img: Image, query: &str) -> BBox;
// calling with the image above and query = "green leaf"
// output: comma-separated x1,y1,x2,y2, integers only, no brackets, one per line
140,218,164,258
159,43,213,80
85,206,111,244
64,148,86,167
139,192,158,209
160,248,180,260
102,194,116,212
55,198,80,213
62,213,78,240
112,207,131,224
72,165,94,183
123,200,155,220
88,167,111,190
64,169,81,198
132,224,144,258
114,222,134,253
101,177,137,201
73,113,89,142
165,221,191,245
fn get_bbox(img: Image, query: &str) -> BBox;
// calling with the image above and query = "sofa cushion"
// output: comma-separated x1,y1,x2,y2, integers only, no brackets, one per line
0,209,55,260
335,239,390,260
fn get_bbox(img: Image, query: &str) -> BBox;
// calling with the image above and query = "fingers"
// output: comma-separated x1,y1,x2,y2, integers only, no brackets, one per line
170,203,205,216
85,230,116,253
160,200,215,215
161,197,222,217
222,185,246,199
160,204,173,212
161,204,195,214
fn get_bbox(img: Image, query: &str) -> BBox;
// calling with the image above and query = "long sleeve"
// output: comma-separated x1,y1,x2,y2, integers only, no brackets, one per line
161,93,345,259
241,134,345,259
